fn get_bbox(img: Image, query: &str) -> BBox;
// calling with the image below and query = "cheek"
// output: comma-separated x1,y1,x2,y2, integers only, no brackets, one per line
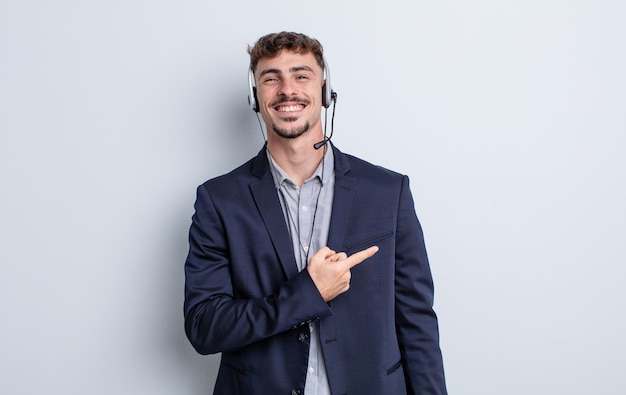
256,87,273,104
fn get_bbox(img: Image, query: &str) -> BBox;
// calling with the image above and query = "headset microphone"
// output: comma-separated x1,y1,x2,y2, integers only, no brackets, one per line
313,91,337,150
313,139,328,150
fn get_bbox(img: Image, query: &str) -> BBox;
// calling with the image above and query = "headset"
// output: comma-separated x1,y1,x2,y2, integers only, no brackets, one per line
247,57,336,112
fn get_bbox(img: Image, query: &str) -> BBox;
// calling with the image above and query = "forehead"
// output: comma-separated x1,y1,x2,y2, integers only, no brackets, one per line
255,50,322,75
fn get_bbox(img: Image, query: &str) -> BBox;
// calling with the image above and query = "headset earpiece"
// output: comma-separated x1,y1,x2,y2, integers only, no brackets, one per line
322,58,335,108
247,67,259,112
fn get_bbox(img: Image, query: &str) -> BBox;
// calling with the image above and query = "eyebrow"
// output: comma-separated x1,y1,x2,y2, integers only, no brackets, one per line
258,65,315,77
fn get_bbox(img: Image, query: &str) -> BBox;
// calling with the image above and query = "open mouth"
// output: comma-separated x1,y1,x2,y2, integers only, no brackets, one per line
275,104,305,112
271,99,309,113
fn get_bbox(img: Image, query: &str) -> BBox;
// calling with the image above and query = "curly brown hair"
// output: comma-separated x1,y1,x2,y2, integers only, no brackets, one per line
247,32,325,73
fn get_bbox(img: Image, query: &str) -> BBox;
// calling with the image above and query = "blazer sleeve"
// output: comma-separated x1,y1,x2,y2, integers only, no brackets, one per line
184,184,333,355
395,176,448,394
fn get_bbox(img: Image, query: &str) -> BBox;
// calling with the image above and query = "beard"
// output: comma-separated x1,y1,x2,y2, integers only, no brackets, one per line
271,119,311,139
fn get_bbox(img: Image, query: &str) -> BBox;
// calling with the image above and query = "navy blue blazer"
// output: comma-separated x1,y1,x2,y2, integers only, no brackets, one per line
184,145,447,395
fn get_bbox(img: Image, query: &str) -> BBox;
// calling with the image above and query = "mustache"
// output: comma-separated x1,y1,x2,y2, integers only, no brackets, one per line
270,97,310,107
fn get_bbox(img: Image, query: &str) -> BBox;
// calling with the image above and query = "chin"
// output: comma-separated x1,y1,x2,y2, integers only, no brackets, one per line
271,121,310,139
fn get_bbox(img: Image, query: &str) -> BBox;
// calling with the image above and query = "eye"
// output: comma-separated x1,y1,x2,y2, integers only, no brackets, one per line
262,76,279,84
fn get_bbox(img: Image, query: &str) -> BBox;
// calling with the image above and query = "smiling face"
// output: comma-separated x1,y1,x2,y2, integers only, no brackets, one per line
254,50,325,141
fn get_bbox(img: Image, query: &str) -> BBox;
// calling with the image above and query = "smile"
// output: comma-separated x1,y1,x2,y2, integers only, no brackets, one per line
275,103,305,112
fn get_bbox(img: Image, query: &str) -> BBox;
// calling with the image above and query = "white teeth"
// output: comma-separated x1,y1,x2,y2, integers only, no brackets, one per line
277,105,302,112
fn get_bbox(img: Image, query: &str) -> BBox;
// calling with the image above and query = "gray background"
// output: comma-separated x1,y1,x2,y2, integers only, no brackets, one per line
1,1,624,394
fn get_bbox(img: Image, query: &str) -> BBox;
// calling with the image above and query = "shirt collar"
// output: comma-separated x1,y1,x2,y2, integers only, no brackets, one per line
267,147,335,189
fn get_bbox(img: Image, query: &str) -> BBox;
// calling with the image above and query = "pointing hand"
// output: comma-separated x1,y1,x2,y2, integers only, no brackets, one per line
307,245,379,302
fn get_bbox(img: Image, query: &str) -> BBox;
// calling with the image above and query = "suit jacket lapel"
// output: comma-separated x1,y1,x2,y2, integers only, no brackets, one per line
249,148,299,279
248,145,356,277
327,145,355,251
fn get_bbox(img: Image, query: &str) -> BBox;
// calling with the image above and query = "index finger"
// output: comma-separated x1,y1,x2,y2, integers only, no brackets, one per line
342,246,379,270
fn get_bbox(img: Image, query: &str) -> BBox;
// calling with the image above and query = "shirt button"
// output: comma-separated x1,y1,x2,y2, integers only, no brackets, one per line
301,205,308,211
308,367,315,374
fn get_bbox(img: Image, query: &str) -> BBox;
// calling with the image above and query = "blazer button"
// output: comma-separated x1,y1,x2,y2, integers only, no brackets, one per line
298,332,309,343
291,389,302,395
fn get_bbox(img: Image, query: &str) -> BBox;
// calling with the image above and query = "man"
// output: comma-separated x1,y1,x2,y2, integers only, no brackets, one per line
184,32,447,395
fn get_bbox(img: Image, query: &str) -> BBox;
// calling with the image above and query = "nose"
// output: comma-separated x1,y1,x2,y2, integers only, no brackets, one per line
278,78,297,97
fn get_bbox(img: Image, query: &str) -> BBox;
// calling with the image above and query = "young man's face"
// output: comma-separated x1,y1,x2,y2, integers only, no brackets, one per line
254,50,325,141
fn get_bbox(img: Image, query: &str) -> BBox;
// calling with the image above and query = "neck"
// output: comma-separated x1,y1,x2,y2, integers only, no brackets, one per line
267,129,325,187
